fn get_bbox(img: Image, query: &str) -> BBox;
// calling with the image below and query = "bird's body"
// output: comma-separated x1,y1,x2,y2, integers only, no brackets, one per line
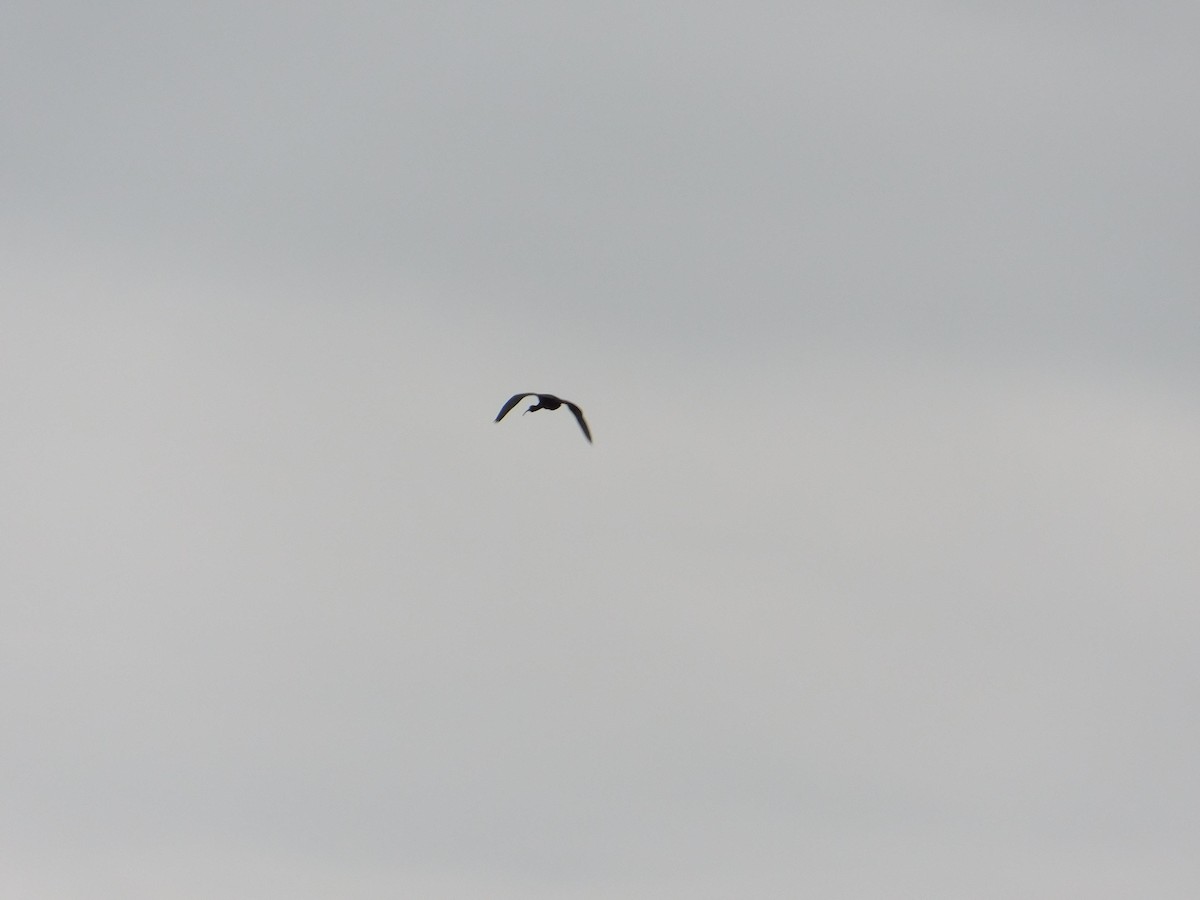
494,392,592,443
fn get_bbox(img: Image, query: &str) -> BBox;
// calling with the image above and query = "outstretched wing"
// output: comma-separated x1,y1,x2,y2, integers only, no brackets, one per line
495,393,536,422
565,401,592,443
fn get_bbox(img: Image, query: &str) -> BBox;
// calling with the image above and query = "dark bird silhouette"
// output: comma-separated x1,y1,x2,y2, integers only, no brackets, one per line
494,393,592,443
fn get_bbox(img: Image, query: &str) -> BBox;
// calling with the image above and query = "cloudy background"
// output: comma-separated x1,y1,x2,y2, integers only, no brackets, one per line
3,2,1199,897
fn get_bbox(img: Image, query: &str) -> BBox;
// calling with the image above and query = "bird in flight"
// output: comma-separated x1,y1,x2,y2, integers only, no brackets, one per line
494,393,592,443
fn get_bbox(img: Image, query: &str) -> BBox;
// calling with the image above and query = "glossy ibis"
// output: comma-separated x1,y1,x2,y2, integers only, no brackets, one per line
494,393,592,443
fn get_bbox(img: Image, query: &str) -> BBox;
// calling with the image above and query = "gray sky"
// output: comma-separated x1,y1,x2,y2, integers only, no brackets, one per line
3,3,1199,897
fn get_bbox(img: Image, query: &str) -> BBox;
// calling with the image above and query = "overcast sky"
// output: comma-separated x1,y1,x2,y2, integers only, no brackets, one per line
3,3,1199,898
